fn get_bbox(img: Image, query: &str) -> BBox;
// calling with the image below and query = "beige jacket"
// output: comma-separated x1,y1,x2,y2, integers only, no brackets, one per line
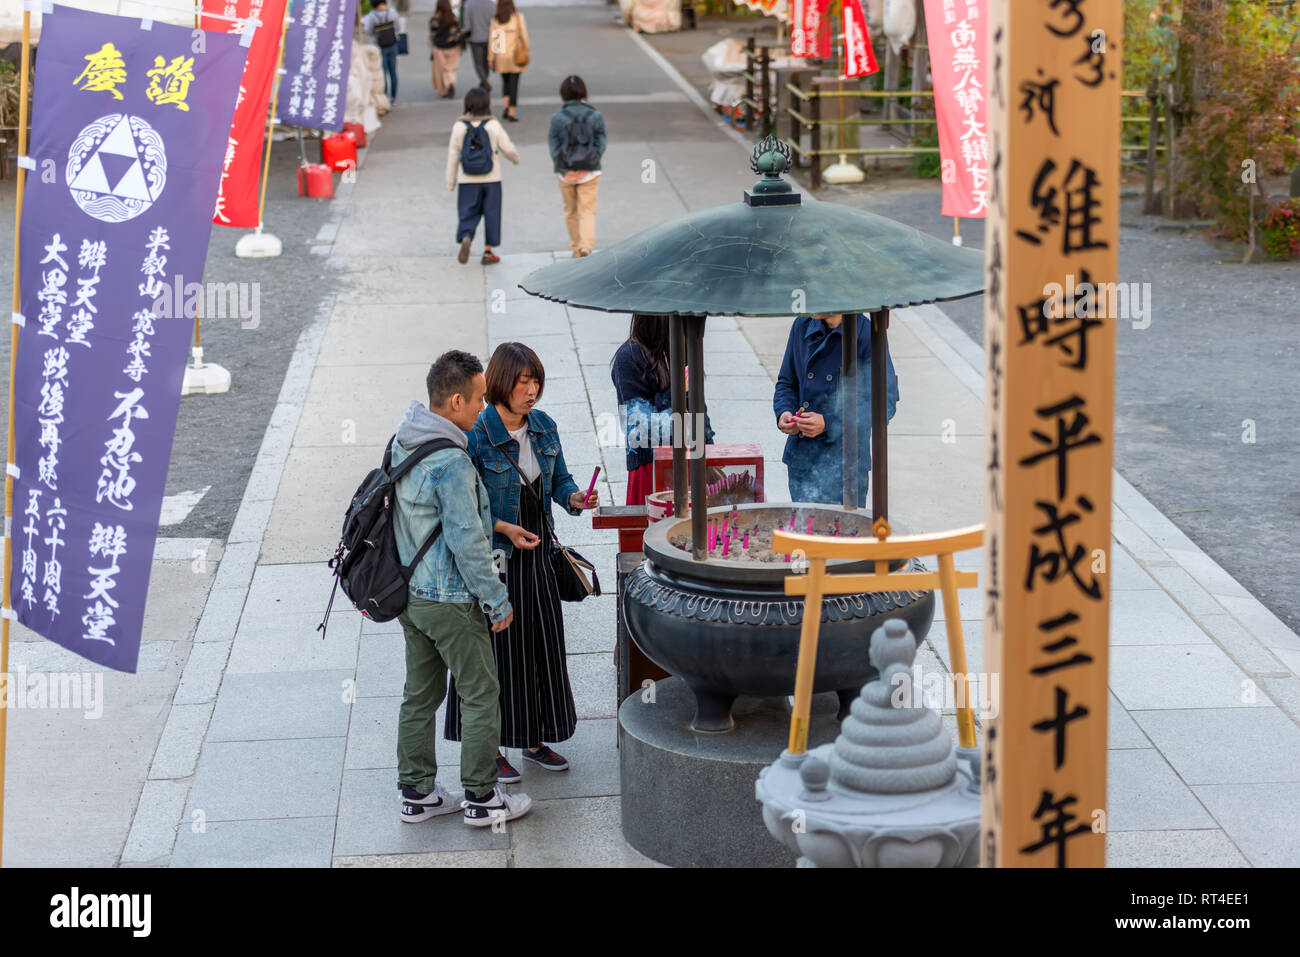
446,114,520,189
489,12,529,74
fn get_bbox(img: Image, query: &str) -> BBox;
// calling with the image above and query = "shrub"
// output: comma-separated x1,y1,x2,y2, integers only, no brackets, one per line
1261,199,1300,260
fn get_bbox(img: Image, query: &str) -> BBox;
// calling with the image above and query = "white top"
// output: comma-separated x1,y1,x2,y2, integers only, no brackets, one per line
556,170,603,186
510,425,541,482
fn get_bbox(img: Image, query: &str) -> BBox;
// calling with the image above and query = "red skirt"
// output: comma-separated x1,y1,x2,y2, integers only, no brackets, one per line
627,462,654,506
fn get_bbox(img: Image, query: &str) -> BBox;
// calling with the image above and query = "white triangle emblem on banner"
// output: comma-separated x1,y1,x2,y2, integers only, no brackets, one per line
112,160,151,201
98,116,140,158
69,154,113,194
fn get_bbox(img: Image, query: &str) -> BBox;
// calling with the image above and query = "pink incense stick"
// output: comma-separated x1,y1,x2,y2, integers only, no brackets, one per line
582,467,601,507
806,516,814,535
722,533,731,557
743,532,750,550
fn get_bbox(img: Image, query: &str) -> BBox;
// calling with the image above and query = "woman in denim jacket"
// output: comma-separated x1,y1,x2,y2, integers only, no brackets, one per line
444,342,596,782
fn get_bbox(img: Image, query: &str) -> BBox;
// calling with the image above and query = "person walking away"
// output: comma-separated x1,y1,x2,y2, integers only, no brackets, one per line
611,315,715,506
429,0,464,99
772,313,899,506
464,0,495,90
446,343,596,782
489,0,528,122
391,350,532,828
363,0,402,102
548,75,606,257
446,86,519,265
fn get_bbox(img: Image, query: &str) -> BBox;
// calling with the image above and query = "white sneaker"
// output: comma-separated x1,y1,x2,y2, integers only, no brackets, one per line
399,782,461,823
461,784,532,827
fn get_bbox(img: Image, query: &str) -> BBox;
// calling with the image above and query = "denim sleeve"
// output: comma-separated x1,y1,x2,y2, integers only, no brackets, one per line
774,323,801,423
550,433,582,515
435,458,510,622
624,395,676,458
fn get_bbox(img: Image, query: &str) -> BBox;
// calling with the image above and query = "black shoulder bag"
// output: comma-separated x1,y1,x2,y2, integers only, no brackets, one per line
501,449,600,602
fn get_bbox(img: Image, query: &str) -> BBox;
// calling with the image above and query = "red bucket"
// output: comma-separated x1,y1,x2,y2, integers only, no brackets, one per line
343,121,366,149
321,133,357,173
298,162,334,198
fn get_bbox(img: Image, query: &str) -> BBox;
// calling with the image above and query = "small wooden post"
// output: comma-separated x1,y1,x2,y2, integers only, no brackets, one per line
744,36,757,132
1143,84,1159,214
668,314,688,517
810,78,823,190
910,16,929,141
759,46,772,136
787,558,826,754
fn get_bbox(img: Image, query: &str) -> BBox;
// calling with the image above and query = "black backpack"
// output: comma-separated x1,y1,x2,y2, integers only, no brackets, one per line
460,120,493,175
559,107,600,171
318,436,458,638
374,16,399,48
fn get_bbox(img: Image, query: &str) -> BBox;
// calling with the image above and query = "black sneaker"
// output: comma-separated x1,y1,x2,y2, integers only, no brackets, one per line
496,751,522,783
521,745,569,772
462,784,532,827
399,782,461,823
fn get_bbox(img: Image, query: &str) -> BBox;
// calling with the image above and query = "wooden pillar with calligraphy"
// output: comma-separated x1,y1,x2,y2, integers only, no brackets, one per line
980,0,1122,868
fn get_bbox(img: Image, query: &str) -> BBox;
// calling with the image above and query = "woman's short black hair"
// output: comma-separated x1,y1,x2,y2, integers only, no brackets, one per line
485,342,546,407
464,86,491,117
560,75,587,102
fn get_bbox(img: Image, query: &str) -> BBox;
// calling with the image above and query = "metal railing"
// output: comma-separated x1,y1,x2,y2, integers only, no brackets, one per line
732,36,1172,197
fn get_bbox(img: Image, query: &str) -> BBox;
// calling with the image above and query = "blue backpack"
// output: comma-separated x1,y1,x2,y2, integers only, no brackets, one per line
460,120,493,175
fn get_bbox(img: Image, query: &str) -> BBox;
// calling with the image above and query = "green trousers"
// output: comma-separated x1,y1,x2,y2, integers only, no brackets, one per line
397,598,501,796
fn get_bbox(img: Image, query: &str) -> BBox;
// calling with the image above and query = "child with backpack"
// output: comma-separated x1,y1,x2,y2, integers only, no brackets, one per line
547,75,606,258
446,86,519,265
390,350,533,827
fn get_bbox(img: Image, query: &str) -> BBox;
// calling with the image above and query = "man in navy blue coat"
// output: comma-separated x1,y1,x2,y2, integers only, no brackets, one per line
772,313,900,507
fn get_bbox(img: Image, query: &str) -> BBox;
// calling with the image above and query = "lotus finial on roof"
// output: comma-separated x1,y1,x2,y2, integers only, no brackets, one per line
746,136,798,207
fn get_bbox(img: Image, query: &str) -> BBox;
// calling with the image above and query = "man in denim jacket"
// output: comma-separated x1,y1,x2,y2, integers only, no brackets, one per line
390,350,532,827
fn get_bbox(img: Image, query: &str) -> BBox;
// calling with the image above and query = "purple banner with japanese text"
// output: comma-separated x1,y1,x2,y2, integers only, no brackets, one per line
12,4,247,672
277,0,357,132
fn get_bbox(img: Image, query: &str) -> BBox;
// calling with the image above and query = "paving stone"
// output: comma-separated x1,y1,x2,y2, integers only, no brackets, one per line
568,651,618,720
562,595,617,654
207,670,353,741
174,640,232,706
227,612,360,674
1107,749,1217,832
244,562,339,619
1195,614,1286,676
1109,645,1273,711
1132,707,1300,786
1216,595,1300,654
1193,782,1300,866
1145,563,1230,619
1105,829,1247,868
121,780,189,863
172,818,337,868
193,588,248,644
357,632,408,699
1109,590,1213,646
187,738,346,822
510,796,665,868
501,719,619,801
1108,694,1150,750
345,695,462,771
333,850,509,867
334,768,509,856
149,701,216,780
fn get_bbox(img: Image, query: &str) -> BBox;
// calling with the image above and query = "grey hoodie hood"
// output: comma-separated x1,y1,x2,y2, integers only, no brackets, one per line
395,399,469,451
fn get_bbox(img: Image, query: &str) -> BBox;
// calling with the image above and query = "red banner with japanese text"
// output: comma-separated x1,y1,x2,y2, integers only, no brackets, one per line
792,0,833,59
922,0,989,217
842,0,879,77
201,0,288,227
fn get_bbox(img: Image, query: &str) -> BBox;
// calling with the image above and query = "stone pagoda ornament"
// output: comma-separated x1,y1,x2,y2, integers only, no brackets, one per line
755,619,981,867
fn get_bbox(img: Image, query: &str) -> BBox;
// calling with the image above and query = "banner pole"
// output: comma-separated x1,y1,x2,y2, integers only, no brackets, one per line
256,11,290,230
234,5,290,258
1,7,33,869
953,215,962,246
184,7,228,392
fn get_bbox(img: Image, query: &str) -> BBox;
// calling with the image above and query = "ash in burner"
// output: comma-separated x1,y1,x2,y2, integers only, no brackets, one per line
668,506,873,564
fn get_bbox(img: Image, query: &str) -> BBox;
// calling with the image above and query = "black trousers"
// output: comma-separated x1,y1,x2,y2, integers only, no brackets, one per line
470,42,490,85
500,72,520,105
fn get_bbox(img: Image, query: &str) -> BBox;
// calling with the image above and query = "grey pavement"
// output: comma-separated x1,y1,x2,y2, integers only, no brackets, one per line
5,0,1299,868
